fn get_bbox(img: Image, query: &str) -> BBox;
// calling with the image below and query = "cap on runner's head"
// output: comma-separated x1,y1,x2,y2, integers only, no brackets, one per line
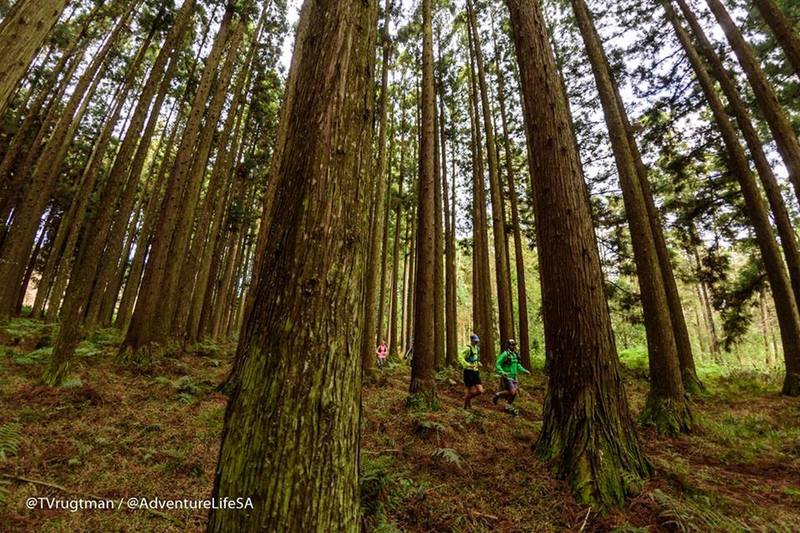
470,334,480,343
507,339,517,346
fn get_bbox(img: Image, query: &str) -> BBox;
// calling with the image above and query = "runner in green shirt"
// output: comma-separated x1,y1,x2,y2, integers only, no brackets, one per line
458,334,484,409
493,339,530,410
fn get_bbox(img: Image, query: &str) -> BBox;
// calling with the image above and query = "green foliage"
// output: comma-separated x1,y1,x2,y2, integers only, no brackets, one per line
431,447,463,470
0,318,53,344
651,489,747,532
0,423,22,461
412,418,445,437
13,347,52,365
87,328,123,348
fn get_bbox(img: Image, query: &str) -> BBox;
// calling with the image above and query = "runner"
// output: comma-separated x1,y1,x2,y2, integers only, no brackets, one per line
458,334,484,409
376,340,388,369
493,339,530,413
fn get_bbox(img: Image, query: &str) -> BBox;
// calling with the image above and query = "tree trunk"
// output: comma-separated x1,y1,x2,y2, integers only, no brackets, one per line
704,0,800,207
433,94,445,370
667,0,800,395
439,82,457,368
466,22,496,372
208,0,377,529
753,0,800,78
694,248,721,357
505,0,651,509
572,0,694,423
467,0,515,348
0,0,67,116
361,0,393,381
410,0,437,401
493,26,531,370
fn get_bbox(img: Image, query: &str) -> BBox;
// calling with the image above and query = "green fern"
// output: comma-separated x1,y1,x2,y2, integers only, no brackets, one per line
413,419,445,435
652,489,747,532
431,447,463,469
0,423,22,461
0,478,10,505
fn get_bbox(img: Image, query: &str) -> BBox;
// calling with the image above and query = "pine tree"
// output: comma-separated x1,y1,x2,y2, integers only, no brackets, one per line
409,0,438,401
505,0,651,508
208,0,378,529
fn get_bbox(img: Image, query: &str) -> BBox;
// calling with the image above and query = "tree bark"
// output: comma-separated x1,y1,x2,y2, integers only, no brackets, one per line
466,21,496,372
493,25,531,370
410,0,437,401
361,0,393,381
0,0,67,116
439,81,458,368
208,0,377,529
753,0,800,78
433,93,445,370
505,0,651,509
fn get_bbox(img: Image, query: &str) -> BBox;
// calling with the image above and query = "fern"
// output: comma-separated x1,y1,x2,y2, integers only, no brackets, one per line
413,419,445,435
431,448,463,470
652,489,747,532
0,478,9,505
0,423,22,461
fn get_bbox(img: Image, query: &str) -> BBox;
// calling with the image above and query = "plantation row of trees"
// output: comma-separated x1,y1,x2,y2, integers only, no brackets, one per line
1,0,798,527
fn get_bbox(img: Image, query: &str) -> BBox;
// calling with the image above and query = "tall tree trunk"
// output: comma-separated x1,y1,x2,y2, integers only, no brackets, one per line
667,0,800,395
361,0,393,380
505,0,651,509
433,93,445,370
466,23,496,372
753,0,800,77
704,0,800,207
388,116,406,357
572,0,695,421
208,0,377,529
376,110,395,345
493,25,531,370
404,203,416,353
0,0,68,116
467,0,515,347
410,0,437,400
439,82,457,368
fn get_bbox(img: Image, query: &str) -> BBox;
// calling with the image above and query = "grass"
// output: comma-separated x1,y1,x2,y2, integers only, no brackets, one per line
0,322,798,531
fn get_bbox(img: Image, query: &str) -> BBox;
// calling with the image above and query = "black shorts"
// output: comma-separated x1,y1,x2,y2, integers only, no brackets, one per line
463,369,481,387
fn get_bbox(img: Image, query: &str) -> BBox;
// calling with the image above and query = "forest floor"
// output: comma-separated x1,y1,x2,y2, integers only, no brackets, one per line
0,318,799,532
